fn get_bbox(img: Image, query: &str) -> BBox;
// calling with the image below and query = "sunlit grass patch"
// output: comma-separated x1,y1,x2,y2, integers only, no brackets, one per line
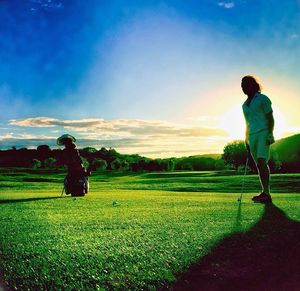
0,169,299,289
0,189,267,290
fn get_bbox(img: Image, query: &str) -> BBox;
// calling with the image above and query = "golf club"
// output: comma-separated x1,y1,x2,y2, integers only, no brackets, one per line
237,157,249,203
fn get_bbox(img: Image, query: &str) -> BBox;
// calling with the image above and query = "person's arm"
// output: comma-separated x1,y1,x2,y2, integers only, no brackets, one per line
245,123,251,154
245,123,249,144
261,95,275,145
242,105,250,153
266,111,274,133
244,114,250,153
266,111,275,145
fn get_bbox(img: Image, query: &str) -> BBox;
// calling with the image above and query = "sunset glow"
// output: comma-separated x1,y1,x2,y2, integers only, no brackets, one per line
1,1,300,157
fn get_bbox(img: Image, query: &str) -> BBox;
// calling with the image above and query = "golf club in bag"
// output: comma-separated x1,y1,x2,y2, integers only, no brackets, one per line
57,134,92,197
62,174,89,197
237,157,249,203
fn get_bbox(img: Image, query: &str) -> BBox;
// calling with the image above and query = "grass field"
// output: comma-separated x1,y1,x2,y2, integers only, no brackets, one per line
0,168,299,290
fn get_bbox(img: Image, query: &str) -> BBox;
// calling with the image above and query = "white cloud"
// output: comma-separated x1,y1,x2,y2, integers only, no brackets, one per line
9,117,228,139
9,117,58,127
218,2,235,9
0,133,53,140
4,116,231,157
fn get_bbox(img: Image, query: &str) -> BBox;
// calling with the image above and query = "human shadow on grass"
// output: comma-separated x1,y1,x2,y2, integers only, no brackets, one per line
0,196,68,204
170,203,300,291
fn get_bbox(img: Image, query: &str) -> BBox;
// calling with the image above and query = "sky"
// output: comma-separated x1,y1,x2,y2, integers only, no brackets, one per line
1,0,300,157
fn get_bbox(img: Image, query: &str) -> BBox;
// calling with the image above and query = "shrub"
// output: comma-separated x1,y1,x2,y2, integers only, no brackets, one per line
44,157,57,169
91,158,107,171
31,159,41,169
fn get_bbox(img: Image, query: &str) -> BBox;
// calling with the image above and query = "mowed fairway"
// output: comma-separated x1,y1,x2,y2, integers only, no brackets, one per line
0,169,299,290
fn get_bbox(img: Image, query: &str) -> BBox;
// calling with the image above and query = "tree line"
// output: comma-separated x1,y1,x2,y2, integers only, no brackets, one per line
0,133,299,172
0,145,223,172
222,134,300,173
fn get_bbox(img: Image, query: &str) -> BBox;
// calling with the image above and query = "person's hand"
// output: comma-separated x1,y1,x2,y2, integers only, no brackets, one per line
266,132,275,145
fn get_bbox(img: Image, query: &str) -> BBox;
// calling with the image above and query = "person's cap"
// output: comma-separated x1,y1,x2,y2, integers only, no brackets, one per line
57,134,76,146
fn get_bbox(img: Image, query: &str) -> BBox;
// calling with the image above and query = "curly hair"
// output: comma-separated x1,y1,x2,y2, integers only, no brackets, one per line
241,75,262,92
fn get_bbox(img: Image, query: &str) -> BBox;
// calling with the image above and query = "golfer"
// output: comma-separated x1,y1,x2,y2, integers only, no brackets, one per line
241,75,275,203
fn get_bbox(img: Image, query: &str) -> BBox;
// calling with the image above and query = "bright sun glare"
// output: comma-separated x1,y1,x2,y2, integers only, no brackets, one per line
220,104,291,142
219,105,245,140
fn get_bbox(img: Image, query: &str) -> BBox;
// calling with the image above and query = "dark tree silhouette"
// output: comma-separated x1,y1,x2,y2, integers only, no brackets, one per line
37,145,51,168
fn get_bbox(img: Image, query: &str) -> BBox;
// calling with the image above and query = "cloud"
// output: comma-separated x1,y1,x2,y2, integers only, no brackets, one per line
0,133,53,140
30,0,64,10
218,2,235,9
9,117,59,127
3,116,231,157
9,117,228,139
0,137,143,150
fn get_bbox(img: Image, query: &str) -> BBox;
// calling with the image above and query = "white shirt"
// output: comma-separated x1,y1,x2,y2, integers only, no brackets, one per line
242,92,272,135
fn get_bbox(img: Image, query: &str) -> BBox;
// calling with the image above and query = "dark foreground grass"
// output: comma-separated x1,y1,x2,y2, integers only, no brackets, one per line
0,169,299,290
172,202,300,291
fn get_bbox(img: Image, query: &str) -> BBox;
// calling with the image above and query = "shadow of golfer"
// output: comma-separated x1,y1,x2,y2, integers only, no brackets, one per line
170,203,300,291
0,196,67,204
232,201,242,233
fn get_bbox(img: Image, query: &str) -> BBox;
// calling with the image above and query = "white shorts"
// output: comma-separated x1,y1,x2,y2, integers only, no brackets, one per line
248,130,270,161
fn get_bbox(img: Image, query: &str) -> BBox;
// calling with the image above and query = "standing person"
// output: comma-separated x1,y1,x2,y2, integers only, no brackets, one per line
241,75,275,203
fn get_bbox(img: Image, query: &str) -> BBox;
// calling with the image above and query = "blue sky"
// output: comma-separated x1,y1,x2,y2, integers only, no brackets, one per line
1,0,300,157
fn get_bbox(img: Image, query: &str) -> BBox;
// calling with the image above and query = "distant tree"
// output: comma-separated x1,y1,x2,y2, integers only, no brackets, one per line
147,160,160,171
192,157,215,171
111,158,122,171
158,159,169,171
44,157,57,169
167,159,175,171
280,154,300,172
82,147,98,153
129,162,139,172
138,159,147,171
18,148,28,151
80,147,98,166
99,147,108,153
269,150,282,173
37,145,51,167
31,159,41,169
120,160,129,171
80,156,89,169
270,134,300,173
129,158,148,172
214,158,226,170
182,161,193,171
91,158,107,171
222,140,247,169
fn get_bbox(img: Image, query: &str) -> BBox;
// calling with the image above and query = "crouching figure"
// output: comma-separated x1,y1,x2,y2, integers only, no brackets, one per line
57,134,90,197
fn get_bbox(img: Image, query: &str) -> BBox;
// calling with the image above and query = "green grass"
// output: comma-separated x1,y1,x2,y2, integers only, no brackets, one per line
0,169,299,290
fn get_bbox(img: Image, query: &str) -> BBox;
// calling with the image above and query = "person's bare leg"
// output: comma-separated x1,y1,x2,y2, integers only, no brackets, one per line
256,158,270,195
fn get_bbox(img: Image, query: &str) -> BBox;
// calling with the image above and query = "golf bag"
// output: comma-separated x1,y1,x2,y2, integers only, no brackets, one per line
63,174,89,197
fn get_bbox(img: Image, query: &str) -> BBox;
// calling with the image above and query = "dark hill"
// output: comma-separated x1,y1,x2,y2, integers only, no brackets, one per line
270,133,300,172
271,134,300,161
